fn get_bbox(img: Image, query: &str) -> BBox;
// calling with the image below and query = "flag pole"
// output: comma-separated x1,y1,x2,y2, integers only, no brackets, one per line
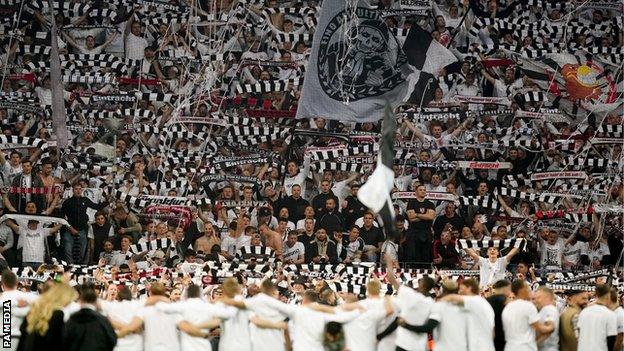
48,0,69,152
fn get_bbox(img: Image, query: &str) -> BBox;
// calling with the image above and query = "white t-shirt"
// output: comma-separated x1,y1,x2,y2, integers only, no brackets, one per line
343,305,387,351
577,304,618,351
217,296,252,351
463,295,495,351
245,293,288,351
157,298,232,351
137,303,182,351
268,303,360,351
295,218,315,230
100,300,143,351
615,306,624,335
19,227,50,263
539,238,565,270
125,33,148,60
478,257,508,287
562,241,587,266
429,301,468,351
359,297,397,351
282,241,305,263
538,305,559,351
502,299,540,351
586,242,611,264
394,286,433,351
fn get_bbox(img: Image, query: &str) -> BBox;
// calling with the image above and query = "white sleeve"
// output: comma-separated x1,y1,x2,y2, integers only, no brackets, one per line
87,226,94,239
527,303,540,325
325,310,360,323
156,301,185,314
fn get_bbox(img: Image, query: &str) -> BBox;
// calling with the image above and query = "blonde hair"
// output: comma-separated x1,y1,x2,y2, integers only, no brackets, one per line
367,278,381,296
27,283,77,336
222,278,239,297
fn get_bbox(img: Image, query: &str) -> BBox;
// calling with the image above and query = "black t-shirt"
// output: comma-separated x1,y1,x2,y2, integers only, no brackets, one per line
358,225,385,247
407,199,435,239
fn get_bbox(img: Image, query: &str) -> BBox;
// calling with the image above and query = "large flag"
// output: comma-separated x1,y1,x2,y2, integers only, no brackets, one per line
519,54,623,116
357,104,398,239
297,1,457,122
403,24,457,105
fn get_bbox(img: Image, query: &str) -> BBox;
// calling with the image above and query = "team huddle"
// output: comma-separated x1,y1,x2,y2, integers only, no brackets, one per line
0,254,621,351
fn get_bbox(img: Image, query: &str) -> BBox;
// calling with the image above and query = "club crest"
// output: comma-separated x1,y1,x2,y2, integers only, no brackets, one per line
317,7,407,102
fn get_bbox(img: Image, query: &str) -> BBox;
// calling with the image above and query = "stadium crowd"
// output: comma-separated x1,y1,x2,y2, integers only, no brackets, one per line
0,0,622,350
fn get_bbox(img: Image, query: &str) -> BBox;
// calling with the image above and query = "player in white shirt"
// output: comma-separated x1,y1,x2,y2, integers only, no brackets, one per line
533,287,559,351
248,289,360,351
358,279,399,351
403,280,468,351
155,284,230,351
117,282,181,351
0,270,38,351
220,279,289,351
100,287,144,351
215,278,252,351
578,284,618,351
385,255,434,351
502,280,554,351
464,245,519,288
442,278,495,351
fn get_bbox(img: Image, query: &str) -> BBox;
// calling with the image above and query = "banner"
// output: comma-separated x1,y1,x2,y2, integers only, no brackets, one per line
392,191,456,202
530,171,588,181
455,161,512,169
296,2,411,122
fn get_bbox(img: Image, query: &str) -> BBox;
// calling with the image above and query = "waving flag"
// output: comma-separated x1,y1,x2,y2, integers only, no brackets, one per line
520,53,623,115
357,104,398,239
297,0,457,122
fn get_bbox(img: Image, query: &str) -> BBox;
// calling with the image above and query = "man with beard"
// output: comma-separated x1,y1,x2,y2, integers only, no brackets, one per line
559,290,589,351
4,160,46,214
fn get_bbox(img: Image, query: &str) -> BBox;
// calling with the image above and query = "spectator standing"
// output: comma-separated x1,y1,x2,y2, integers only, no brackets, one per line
312,180,339,219
464,245,519,289
432,202,465,239
316,198,344,236
4,160,45,214
277,184,309,223
405,185,436,266
61,183,109,264
87,212,114,265
5,219,62,270
342,184,366,228
283,231,305,264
